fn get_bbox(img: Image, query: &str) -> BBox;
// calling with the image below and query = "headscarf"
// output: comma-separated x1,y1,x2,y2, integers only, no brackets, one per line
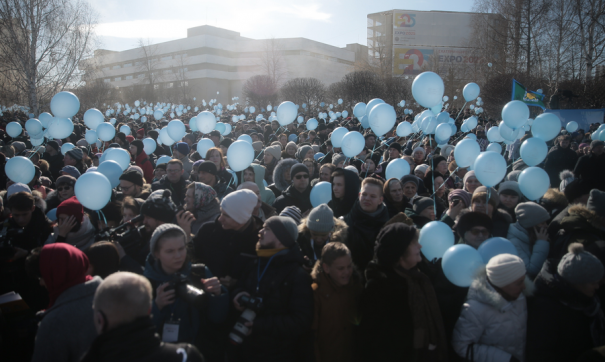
39,243,93,308
462,170,477,192
192,182,218,210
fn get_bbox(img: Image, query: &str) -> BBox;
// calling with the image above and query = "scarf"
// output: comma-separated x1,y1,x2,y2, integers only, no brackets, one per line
192,182,217,210
256,248,287,257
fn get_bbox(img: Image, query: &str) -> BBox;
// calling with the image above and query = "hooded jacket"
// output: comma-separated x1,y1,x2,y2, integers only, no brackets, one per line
46,214,96,251
260,157,278,185
134,150,154,184
327,169,361,218
506,221,550,279
297,217,349,262
544,144,578,186
452,267,533,362
212,176,234,201
574,152,605,190
268,158,298,198
252,163,276,205
343,200,390,270
272,184,313,214
551,204,605,259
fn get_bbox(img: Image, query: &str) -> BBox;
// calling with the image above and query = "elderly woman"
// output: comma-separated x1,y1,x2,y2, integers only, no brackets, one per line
45,175,76,211
463,170,482,194
401,174,420,202
360,223,448,361
413,147,426,165
441,189,472,227
184,182,221,235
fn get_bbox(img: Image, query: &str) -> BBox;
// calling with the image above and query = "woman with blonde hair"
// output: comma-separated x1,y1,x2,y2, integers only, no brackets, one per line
205,147,231,182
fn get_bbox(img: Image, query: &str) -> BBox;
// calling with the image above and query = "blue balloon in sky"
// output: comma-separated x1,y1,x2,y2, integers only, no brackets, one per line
310,181,332,207
74,172,112,210
412,72,444,108
385,159,411,180
97,160,123,188
50,91,80,119
442,244,485,287
227,140,255,172
419,221,455,261
463,83,480,102
477,237,518,264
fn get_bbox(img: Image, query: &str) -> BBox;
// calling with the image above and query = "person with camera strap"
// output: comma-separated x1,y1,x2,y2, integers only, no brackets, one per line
230,216,313,361
144,223,229,356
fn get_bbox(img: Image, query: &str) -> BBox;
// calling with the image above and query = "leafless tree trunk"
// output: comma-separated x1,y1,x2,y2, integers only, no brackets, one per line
259,38,288,87
136,38,164,101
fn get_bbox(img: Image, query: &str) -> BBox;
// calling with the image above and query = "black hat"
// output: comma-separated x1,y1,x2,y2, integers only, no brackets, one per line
290,163,309,180
375,223,418,267
131,140,144,155
389,142,402,153
148,130,159,140
432,156,447,167
209,130,221,138
198,161,217,176
141,190,177,223
364,133,376,140
563,178,595,203
119,169,144,187
220,138,233,148
116,132,126,143
455,211,493,239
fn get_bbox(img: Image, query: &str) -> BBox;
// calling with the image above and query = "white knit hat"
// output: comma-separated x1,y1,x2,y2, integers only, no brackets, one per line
220,189,258,224
486,254,526,288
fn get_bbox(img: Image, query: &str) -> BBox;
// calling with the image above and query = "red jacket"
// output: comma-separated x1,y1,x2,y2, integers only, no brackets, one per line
135,151,154,184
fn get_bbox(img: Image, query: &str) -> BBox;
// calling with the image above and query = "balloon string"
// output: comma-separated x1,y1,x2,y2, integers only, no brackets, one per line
365,144,377,178
430,167,458,197
431,156,437,218
455,101,468,122
317,149,332,163
97,210,107,226
451,131,470,144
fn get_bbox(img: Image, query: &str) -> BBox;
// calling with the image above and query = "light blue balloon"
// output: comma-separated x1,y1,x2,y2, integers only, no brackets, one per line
341,131,364,157
5,156,35,184
412,72,444,108
156,155,172,165
214,122,226,135
360,115,369,128
25,118,43,136
450,123,457,135
61,142,75,155
310,181,332,207
502,100,529,130
396,121,413,137
153,110,164,119
477,237,518,264
368,103,396,137
487,126,504,142
306,118,318,130
442,244,485,287
167,120,186,141
463,83,480,102
276,101,297,126
83,108,104,130
6,122,22,138
104,148,131,171
189,117,198,131
499,121,521,141
288,134,298,142
314,153,325,161
330,127,348,148
48,117,74,139
238,134,252,145
120,125,131,136
74,172,112,210
473,151,506,187
159,128,175,146
39,112,53,128
143,138,156,155
566,121,578,133
365,98,385,118
197,111,216,133
520,138,548,166
532,113,561,142
97,160,123,188
419,221,455,261
437,111,450,124
196,138,214,158
454,139,481,167
97,122,116,141
31,137,44,147
385,159,411,180
50,91,80,119
353,102,367,118
227,140,255,172
435,123,451,140
466,133,477,140
430,103,443,114
46,208,57,222
85,130,98,145
486,143,502,154
518,167,550,200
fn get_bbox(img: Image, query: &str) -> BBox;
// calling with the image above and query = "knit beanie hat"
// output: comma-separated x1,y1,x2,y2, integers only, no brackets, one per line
413,197,434,214
56,196,84,223
587,189,605,217
119,169,144,187
432,155,446,168
290,163,309,179
375,223,418,267
56,175,77,187
448,189,472,208
220,189,257,224
66,147,83,161
264,216,299,248
515,202,550,229
472,186,499,207
280,206,302,225
455,211,493,238
131,140,144,155
558,243,604,285
220,138,233,149
307,204,334,233
265,145,282,160
7,183,31,199
486,254,526,288
76,139,88,147
401,174,419,188
505,170,521,182
173,142,190,155
389,142,402,153
149,223,188,254
252,141,263,152
46,140,60,152
286,141,297,151
61,166,81,179
440,144,454,158
137,128,145,137
345,165,359,175
332,153,346,167
558,170,575,192
125,135,135,143
296,145,313,162
415,164,429,175
141,190,177,223
11,141,26,153
198,161,218,176
563,179,594,203
413,147,426,157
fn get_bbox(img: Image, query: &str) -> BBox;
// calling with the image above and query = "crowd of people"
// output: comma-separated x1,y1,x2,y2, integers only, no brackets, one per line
0,101,604,362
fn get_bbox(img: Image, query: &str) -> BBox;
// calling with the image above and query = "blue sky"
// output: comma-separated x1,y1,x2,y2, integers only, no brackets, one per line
91,0,474,51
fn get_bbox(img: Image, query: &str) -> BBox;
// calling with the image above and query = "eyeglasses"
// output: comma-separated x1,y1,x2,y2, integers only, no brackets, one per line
469,228,489,236
57,186,72,192
295,174,309,179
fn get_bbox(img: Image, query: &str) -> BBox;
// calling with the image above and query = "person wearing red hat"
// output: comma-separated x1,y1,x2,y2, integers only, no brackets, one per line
136,128,145,140
125,135,135,143
47,196,96,251
129,139,154,183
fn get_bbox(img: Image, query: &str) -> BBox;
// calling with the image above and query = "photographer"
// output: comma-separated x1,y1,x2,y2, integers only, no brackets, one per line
144,224,228,352
232,216,313,361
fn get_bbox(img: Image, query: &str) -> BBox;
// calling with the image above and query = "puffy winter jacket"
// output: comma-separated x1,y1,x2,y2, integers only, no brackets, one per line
452,267,532,362
506,222,550,279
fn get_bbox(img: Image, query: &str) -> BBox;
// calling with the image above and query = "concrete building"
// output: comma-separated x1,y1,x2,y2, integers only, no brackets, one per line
82,25,367,103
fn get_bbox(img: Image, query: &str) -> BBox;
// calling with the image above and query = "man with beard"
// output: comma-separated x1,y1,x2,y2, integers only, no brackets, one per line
475,125,489,151
544,135,579,186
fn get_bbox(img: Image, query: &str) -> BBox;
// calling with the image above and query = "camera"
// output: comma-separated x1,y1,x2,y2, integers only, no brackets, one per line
95,214,145,251
165,274,207,309
229,294,263,345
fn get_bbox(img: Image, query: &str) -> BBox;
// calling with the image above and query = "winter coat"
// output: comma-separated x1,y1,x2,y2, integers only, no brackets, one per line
144,257,229,345
235,247,314,362
452,267,532,362
544,145,578,186
260,157,278,185
134,150,154,184
547,204,571,250
80,316,204,362
45,189,63,211
343,200,390,270
211,176,234,201
192,215,263,280
268,158,298,198
191,197,220,235
527,260,605,362
312,270,362,362
43,152,64,180
273,184,313,214
506,221,550,279
31,277,102,362
252,163,276,205
574,153,605,190
327,169,361,218
45,215,96,251
151,175,191,207
404,208,434,229
550,204,605,259
491,208,513,238
257,201,277,221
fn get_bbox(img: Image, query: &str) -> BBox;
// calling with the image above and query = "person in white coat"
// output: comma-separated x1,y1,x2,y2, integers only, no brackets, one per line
452,254,533,362
506,202,551,279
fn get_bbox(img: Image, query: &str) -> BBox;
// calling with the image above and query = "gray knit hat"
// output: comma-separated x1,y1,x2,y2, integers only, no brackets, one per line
332,153,346,167
515,202,550,229
498,181,521,197
413,197,434,214
265,145,282,160
307,204,334,233
66,147,83,160
558,243,604,285
587,189,605,217
296,145,313,162
150,223,188,254
505,170,522,182
265,216,299,248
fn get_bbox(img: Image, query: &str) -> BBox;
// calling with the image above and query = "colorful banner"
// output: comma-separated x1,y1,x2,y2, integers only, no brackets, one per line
393,47,433,75
512,79,546,109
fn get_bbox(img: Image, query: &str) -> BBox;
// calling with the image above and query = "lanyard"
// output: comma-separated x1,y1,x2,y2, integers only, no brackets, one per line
257,253,279,292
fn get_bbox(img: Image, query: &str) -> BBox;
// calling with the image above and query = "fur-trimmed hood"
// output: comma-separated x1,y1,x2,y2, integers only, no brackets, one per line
468,266,534,311
272,158,299,192
540,188,569,218
563,204,602,229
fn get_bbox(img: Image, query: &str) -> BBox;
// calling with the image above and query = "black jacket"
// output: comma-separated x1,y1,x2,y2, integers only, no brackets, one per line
343,200,390,270
151,175,191,207
574,153,605,190
327,169,361,218
527,260,605,362
43,152,64,181
272,185,312,214
80,316,204,362
235,247,314,362
544,145,578,186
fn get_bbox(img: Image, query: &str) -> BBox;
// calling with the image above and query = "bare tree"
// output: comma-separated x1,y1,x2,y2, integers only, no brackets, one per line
242,75,278,109
280,78,326,106
0,0,97,114
339,71,384,105
574,0,605,81
136,38,164,101
259,38,288,87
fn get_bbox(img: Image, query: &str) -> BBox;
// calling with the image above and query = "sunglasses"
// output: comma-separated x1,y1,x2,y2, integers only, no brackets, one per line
57,186,72,192
294,174,309,179
469,228,489,236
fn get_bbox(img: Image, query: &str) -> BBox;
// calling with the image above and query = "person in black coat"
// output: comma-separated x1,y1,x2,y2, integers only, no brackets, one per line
272,163,312,214
327,168,361,218
527,243,605,362
81,272,204,362
151,159,191,207
544,135,578,186
574,140,605,190
232,216,314,362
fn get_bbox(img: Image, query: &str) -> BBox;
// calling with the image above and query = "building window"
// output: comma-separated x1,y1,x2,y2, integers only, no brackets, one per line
102,67,109,71
135,61,143,66
167,83,174,88
125,75,133,80
180,81,188,87
114,77,121,81
153,84,159,89
124,63,132,68
112,65,121,70
161,56,172,61
103,79,110,83
137,74,145,78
